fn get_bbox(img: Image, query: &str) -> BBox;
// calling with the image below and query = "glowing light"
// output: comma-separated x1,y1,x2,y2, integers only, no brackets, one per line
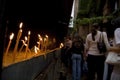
34,46,39,54
25,36,27,41
45,35,48,38
9,33,14,40
19,36,27,52
5,33,14,55
25,30,31,53
13,22,23,54
28,31,31,35
60,43,64,48
19,22,23,29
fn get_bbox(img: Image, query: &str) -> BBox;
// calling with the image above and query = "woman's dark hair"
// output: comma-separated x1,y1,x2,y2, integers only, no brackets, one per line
73,34,83,41
92,23,99,29
91,23,98,41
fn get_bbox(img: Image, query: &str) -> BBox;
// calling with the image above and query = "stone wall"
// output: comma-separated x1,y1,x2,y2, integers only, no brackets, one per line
1,49,61,80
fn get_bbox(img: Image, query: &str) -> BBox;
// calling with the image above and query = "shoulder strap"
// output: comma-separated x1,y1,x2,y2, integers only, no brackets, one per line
99,32,104,42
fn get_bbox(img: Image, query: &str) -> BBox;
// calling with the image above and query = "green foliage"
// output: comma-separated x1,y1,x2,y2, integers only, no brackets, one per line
77,0,102,18
75,16,114,26
77,10,88,18
79,0,90,10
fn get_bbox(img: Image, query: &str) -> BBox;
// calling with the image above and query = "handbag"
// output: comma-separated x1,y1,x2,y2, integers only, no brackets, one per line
97,32,107,54
105,51,120,65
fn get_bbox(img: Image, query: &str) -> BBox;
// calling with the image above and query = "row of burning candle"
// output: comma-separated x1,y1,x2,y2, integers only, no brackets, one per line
5,22,49,56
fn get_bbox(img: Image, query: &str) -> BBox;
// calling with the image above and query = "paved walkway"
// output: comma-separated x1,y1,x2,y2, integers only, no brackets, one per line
56,58,88,80
35,56,88,80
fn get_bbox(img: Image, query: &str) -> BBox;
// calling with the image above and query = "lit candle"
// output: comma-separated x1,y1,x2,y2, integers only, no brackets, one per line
34,45,39,54
45,35,48,51
37,34,42,49
44,37,47,51
25,31,31,53
5,33,14,55
19,36,27,52
59,43,64,48
13,22,23,53
24,43,31,58
45,35,48,44
45,35,48,39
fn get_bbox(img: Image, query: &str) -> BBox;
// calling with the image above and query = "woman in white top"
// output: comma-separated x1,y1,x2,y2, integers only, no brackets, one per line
85,23,110,80
108,17,120,80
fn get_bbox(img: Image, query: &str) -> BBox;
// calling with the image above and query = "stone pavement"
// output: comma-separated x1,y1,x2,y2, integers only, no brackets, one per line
54,56,87,80
34,52,88,80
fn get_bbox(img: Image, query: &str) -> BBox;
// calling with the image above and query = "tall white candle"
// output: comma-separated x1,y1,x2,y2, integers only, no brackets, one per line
38,34,42,49
25,31,31,53
19,36,27,52
5,33,14,55
13,22,23,53
45,35,48,51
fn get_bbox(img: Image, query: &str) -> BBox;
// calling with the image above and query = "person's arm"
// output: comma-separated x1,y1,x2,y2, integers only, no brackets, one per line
108,28,120,54
108,47,120,53
103,32,110,49
84,35,89,60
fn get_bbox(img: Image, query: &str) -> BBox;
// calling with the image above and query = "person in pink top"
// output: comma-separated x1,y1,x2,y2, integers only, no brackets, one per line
85,23,109,80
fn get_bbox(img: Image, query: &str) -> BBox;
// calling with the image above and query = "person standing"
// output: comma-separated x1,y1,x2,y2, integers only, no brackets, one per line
70,34,84,80
85,23,109,80
101,23,112,80
108,17,120,80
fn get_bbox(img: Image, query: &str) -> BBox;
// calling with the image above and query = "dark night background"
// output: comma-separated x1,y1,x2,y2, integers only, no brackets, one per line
4,0,74,48
0,0,74,77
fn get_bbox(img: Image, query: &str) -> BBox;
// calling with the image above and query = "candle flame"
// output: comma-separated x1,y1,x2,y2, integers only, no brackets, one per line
44,38,46,42
19,22,23,29
28,31,31,35
38,34,41,38
45,35,48,38
60,43,64,48
40,38,42,41
9,33,14,40
34,46,39,54
37,42,40,44
25,36,27,41
20,29,22,32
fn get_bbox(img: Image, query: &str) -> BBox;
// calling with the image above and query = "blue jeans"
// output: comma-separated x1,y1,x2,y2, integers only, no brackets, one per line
71,53,82,80
103,62,108,80
103,62,113,80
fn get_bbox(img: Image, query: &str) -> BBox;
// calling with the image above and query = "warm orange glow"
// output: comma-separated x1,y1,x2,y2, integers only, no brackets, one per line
37,42,40,44
20,29,22,33
40,37,42,41
28,31,31,35
25,36,27,41
5,33,14,55
60,43,64,48
45,35,48,38
38,34,42,41
24,43,27,46
38,34,41,38
34,46,39,54
9,33,14,40
21,40,25,44
44,38,46,42
19,22,23,29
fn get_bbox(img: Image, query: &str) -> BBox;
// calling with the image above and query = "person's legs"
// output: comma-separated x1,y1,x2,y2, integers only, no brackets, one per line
96,56,105,80
103,62,108,80
76,54,82,80
71,54,77,80
107,64,114,80
87,55,96,80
